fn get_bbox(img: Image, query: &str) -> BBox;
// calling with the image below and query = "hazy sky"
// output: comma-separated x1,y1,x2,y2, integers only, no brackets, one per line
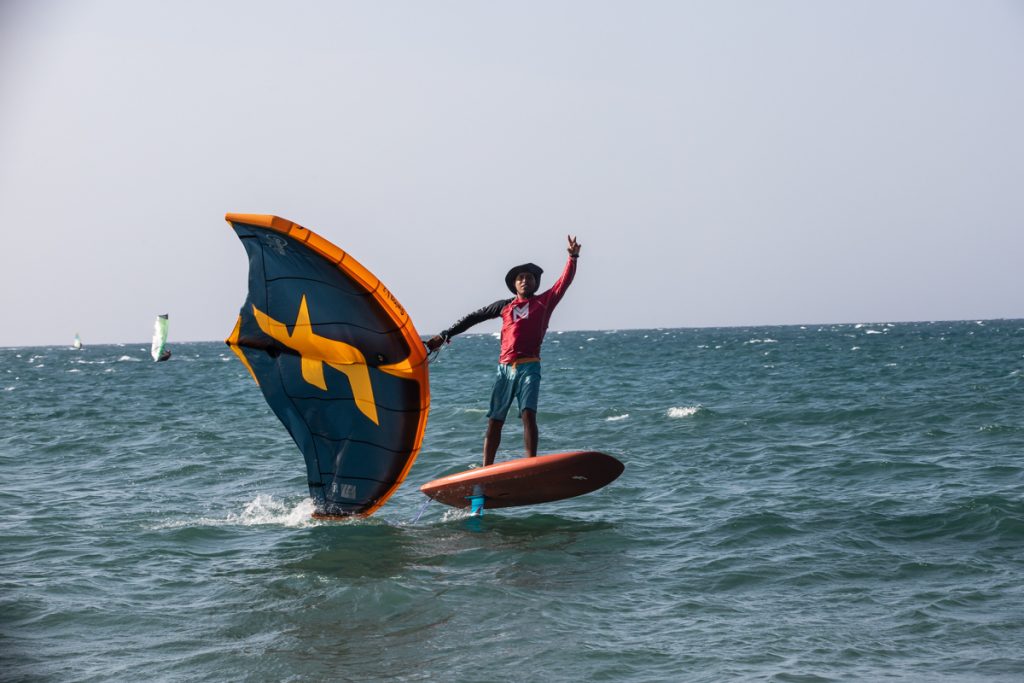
2,0,1022,347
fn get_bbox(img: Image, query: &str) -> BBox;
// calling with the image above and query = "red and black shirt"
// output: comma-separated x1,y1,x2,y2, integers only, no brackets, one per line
439,256,577,364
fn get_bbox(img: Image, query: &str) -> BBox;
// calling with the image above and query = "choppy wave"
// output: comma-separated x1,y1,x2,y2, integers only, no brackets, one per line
152,495,318,529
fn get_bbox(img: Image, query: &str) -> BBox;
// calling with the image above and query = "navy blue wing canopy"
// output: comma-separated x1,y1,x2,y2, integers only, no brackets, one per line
225,214,430,518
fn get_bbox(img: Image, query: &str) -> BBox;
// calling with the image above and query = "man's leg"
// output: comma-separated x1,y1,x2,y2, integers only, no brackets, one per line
521,409,538,457
483,418,503,466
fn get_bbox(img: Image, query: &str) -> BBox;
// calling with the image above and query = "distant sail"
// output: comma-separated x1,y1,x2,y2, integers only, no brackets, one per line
72,333,83,350
225,214,430,518
151,314,171,362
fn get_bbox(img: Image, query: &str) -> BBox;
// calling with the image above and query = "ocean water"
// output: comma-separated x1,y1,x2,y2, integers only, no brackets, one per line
2,321,1023,682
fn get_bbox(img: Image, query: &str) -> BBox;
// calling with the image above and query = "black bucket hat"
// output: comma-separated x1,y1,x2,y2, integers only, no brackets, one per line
505,263,543,294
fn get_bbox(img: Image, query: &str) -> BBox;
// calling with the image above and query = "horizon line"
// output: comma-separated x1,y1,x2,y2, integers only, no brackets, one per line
3,316,1022,350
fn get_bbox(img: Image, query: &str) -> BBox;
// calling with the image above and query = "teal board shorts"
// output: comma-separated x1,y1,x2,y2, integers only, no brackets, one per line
487,361,541,421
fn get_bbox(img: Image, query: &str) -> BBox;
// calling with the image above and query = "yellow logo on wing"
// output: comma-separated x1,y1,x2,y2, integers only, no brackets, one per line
251,296,380,425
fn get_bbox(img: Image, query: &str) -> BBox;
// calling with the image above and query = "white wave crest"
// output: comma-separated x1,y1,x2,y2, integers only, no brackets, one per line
667,406,700,418
606,414,630,422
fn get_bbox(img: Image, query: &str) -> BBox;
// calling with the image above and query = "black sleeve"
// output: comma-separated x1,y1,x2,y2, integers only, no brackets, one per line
440,299,510,341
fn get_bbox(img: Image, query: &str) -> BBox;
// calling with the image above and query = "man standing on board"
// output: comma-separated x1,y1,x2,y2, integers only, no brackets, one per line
425,235,582,467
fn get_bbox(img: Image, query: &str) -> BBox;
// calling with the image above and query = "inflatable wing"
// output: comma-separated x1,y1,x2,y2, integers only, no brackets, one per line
225,214,430,518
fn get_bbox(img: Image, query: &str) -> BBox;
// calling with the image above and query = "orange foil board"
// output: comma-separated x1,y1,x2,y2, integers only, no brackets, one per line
419,451,624,509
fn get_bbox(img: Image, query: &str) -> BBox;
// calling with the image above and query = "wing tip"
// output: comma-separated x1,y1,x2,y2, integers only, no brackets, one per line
225,213,289,230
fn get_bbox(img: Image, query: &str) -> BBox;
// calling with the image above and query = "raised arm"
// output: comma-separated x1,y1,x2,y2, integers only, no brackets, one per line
545,235,581,304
